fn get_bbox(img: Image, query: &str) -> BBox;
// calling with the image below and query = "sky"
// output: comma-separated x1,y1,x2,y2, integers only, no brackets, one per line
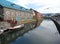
7,0,60,13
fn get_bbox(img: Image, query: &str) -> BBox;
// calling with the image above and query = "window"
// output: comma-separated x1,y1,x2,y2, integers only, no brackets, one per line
6,11,10,15
16,12,19,16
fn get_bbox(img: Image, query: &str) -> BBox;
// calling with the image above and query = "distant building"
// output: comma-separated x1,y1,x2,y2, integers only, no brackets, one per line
30,9,42,21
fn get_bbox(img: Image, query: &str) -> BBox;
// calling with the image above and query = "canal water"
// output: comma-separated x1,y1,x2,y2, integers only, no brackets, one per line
0,20,60,44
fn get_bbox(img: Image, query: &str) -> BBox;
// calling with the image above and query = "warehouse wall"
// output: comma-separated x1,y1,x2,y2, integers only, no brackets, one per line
3,8,33,25
3,8,32,20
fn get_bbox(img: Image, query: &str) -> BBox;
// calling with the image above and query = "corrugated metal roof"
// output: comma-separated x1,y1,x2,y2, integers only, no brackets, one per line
0,0,30,12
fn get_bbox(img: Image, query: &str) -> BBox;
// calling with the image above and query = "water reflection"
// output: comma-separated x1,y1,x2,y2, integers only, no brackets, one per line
0,20,42,44
0,20,60,44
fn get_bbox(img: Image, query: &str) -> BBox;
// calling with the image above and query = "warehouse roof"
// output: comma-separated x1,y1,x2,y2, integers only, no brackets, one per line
0,0,30,12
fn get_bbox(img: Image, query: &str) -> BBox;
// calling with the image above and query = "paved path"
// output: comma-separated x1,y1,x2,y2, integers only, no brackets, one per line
53,18,60,25
57,21,60,25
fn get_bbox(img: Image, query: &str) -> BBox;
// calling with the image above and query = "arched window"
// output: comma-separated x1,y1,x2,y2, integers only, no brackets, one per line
6,11,10,15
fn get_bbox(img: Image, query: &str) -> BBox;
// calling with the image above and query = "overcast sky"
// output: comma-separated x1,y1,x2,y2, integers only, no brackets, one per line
7,0,60,13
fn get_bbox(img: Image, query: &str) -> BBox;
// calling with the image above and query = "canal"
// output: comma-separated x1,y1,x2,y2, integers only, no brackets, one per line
0,19,60,44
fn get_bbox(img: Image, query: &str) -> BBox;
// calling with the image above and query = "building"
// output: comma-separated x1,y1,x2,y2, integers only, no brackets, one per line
30,9,42,22
0,0,42,30
0,0,34,29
